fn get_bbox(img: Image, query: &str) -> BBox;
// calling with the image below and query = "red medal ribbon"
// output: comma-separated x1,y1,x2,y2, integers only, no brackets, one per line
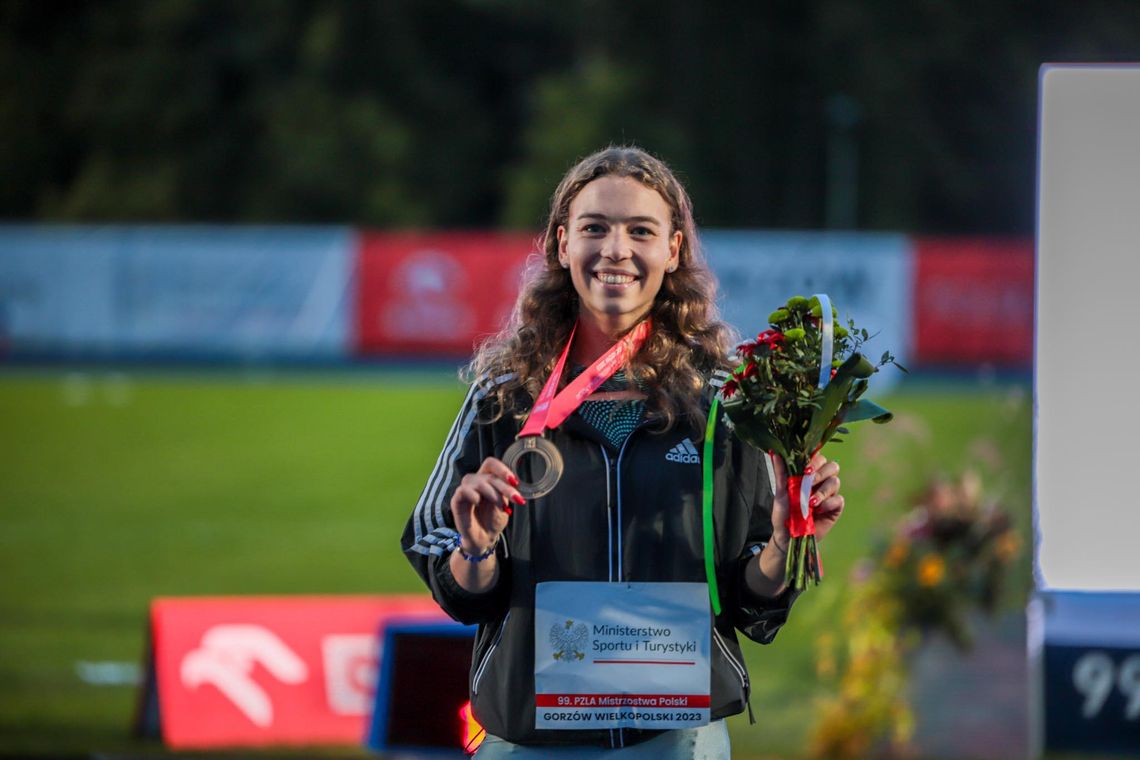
518,319,652,439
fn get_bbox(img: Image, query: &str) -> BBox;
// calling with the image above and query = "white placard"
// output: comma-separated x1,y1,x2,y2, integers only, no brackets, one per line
534,582,710,730
1036,65,1140,591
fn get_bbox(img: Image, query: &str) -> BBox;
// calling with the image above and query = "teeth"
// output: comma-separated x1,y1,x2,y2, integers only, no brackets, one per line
597,273,635,284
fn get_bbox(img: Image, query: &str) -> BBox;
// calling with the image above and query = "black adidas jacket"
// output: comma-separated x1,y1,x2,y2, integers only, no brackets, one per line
400,373,801,748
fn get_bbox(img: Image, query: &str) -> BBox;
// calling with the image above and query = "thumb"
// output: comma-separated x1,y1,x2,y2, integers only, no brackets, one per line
769,451,787,484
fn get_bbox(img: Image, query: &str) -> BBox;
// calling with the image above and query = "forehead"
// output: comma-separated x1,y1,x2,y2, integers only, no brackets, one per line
569,176,671,223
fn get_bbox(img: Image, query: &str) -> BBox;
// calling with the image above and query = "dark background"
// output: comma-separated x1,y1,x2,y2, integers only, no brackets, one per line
4,0,1139,234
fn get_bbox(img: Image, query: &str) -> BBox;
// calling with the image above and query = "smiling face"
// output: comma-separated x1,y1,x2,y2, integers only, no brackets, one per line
557,175,681,337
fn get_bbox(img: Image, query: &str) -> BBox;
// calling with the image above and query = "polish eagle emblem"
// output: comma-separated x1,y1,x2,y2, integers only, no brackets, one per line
549,619,589,662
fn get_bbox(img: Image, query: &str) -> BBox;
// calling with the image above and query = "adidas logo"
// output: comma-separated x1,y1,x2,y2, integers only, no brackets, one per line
665,438,701,464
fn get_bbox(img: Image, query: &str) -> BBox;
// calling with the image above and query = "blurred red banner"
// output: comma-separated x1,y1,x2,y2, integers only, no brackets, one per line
912,238,1034,367
355,231,537,357
149,595,445,749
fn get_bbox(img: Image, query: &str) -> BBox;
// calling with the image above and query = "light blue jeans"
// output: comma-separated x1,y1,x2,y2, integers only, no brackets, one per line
475,721,730,759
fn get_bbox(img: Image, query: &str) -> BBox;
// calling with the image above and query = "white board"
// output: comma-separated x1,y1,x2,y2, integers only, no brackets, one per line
1036,65,1140,591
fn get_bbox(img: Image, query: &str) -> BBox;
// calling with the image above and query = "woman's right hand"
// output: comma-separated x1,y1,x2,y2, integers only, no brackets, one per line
449,457,524,555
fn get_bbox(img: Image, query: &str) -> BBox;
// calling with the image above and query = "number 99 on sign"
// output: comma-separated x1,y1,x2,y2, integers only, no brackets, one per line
1073,652,1140,721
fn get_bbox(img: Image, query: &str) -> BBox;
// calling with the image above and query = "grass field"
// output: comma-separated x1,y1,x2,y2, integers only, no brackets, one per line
0,369,1034,757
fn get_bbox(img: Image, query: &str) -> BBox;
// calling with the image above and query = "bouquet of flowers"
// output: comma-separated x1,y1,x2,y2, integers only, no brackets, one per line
880,471,1020,648
721,294,902,590
809,470,1021,759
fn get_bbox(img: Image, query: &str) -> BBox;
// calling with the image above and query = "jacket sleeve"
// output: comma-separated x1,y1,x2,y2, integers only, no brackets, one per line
400,380,511,625
729,447,802,644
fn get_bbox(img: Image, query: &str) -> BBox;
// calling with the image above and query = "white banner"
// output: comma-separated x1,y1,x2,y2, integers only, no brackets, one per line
0,226,353,360
703,231,913,387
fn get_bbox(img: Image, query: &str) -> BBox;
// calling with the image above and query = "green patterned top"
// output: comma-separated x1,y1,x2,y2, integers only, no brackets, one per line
570,366,646,449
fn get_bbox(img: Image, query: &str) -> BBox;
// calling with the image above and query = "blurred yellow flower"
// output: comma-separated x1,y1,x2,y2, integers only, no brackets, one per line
995,532,1020,561
884,540,909,568
917,554,945,586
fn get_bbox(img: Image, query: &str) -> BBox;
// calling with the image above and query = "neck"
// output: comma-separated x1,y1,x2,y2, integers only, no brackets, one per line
570,311,644,365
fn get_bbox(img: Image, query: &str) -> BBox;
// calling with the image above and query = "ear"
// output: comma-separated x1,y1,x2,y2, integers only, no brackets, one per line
557,225,569,268
667,230,682,271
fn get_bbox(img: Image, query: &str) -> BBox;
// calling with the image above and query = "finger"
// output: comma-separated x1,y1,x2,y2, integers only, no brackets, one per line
484,473,526,508
813,494,845,518
768,451,787,483
810,475,841,506
451,482,487,512
813,460,840,484
478,457,521,488
471,478,511,508
767,453,790,508
810,453,839,477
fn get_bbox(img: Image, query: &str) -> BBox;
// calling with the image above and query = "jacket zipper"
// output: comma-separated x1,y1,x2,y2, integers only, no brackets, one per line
471,611,511,695
612,421,650,581
601,445,614,582
610,426,645,749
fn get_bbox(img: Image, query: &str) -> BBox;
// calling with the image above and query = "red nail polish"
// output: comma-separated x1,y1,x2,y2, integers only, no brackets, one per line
810,495,820,507
504,506,513,516
512,493,526,506
804,466,814,475
507,474,519,487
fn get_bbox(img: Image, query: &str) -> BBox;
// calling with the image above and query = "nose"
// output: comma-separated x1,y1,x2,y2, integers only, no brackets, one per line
600,230,632,261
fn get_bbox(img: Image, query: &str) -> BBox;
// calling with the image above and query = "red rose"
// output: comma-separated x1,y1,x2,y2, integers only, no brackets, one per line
723,378,739,398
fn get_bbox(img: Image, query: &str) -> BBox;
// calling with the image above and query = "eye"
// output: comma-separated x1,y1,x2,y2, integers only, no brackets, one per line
582,223,605,234
630,226,654,237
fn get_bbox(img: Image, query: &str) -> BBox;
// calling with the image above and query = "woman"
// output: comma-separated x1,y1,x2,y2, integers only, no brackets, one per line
401,146,844,757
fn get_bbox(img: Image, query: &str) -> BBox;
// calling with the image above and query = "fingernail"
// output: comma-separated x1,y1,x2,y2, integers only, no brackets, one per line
512,493,526,505
507,474,519,487
810,495,820,507
504,506,513,516
805,466,814,475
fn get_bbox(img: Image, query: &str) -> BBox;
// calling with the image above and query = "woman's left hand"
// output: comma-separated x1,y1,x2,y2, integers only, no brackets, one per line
769,452,845,543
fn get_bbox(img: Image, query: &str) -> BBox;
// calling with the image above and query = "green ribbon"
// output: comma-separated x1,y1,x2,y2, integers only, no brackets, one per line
703,398,721,616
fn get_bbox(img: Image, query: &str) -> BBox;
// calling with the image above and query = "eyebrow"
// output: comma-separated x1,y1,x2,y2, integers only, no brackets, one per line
576,212,663,227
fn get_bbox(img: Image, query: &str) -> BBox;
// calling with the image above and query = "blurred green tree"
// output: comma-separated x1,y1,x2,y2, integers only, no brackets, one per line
2,0,1139,232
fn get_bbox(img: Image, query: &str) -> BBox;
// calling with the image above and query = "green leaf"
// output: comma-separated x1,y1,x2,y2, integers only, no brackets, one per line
722,401,788,457
803,352,876,451
843,398,894,424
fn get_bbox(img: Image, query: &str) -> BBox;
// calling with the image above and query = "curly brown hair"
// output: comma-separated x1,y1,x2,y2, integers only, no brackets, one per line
466,146,735,431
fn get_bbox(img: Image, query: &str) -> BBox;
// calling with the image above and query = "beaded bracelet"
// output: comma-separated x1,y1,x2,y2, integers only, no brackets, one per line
458,541,497,563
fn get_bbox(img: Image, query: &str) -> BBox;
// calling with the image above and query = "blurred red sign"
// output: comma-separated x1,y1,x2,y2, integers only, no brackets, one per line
149,595,445,748
355,231,537,356
912,238,1034,367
